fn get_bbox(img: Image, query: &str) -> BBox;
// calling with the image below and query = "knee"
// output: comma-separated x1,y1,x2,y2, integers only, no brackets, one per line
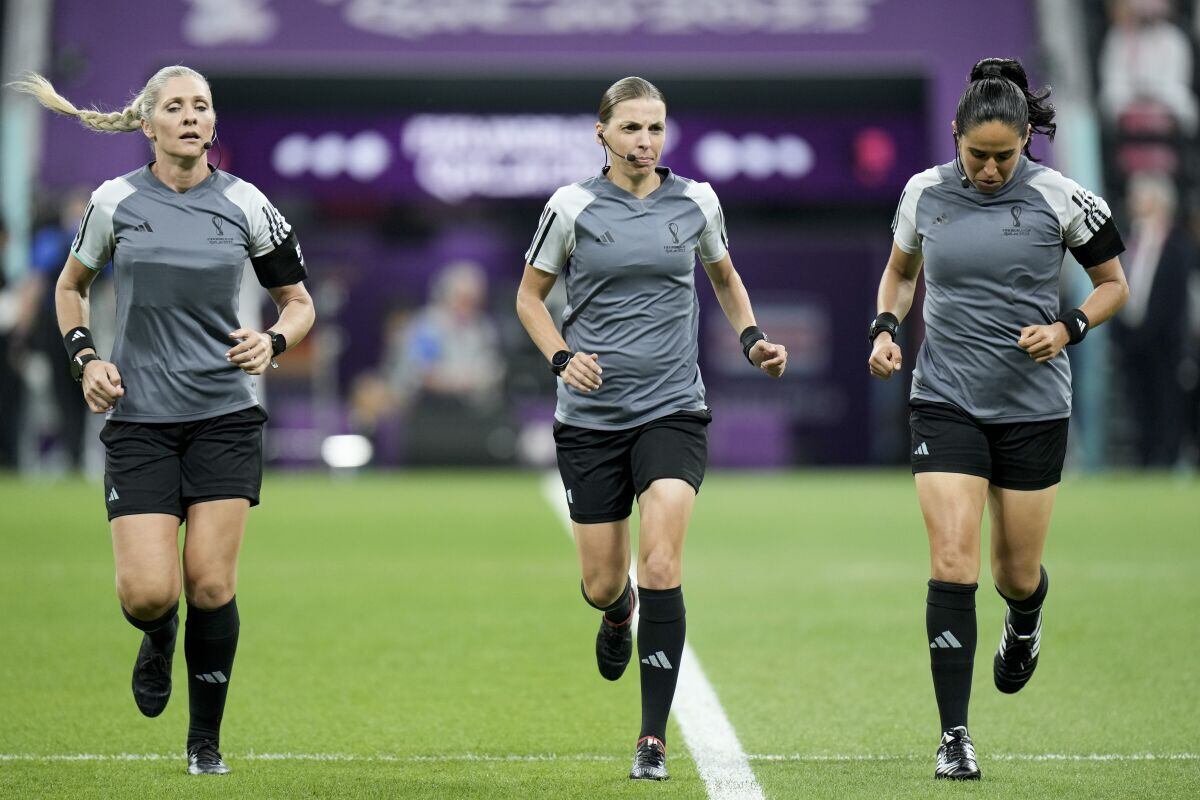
992,562,1041,599
184,576,236,610
930,542,978,585
582,573,627,608
118,582,179,620
638,549,680,590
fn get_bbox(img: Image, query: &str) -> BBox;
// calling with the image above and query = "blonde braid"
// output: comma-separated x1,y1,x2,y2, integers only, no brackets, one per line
9,72,144,133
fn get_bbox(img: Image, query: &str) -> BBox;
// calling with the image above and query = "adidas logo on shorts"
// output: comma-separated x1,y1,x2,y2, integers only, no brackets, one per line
108,487,120,503
913,442,930,456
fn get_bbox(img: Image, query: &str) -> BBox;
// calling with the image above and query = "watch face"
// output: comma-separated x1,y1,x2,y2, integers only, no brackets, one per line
552,351,571,368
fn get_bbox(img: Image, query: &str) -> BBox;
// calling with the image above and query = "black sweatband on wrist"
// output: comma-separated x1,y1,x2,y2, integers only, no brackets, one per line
1054,308,1090,345
740,325,767,364
868,312,899,344
63,326,96,359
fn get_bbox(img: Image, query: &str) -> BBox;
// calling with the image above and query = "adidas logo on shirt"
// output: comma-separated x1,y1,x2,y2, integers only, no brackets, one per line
930,630,962,649
107,487,119,503
595,231,616,245
131,221,154,233
641,650,673,669
913,442,929,456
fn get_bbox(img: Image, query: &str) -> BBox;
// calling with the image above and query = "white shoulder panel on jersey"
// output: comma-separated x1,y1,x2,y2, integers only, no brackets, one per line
684,180,729,264
71,177,136,271
223,178,293,258
892,166,942,254
1027,166,1112,249
525,183,596,275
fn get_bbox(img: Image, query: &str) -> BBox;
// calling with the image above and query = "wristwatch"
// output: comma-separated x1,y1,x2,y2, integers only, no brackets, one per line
71,353,100,383
550,349,573,376
267,331,286,369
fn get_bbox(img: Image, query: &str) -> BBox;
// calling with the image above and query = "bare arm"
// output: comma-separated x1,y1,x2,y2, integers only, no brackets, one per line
55,255,124,411
702,253,787,377
514,264,602,393
1018,256,1130,364
227,281,317,375
868,243,924,379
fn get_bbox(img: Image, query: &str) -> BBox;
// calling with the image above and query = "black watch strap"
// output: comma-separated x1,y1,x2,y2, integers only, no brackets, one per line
268,331,287,357
868,312,900,344
71,353,100,382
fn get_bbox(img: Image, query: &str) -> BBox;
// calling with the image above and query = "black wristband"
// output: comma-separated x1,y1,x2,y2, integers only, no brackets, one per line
63,326,96,360
867,312,899,344
1054,308,1090,345
740,325,767,364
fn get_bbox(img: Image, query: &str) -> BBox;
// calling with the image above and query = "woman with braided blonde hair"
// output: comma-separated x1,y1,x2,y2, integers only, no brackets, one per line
12,66,315,775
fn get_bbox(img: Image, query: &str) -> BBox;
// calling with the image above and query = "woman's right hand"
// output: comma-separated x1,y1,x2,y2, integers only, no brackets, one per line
82,359,125,412
561,352,603,393
868,334,903,380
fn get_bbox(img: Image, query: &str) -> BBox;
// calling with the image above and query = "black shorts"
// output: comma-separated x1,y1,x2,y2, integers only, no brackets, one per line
909,400,1068,491
553,409,711,524
100,406,268,521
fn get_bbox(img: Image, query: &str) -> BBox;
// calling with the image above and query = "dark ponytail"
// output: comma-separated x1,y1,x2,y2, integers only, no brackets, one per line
955,57,1056,161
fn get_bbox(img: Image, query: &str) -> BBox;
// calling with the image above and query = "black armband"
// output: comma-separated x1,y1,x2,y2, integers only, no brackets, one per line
740,325,767,364
1069,218,1125,269
252,230,308,288
1054,308,1090,345
867,312,899,344
63,326,96,359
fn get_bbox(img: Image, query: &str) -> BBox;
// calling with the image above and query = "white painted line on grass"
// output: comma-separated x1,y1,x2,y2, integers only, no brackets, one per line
540,472,766,800
2,752,1196,764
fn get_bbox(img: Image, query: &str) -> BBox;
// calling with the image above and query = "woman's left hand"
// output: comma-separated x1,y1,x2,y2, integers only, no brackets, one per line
1017,323,1070,364
227,328,273,375
750,340,787,378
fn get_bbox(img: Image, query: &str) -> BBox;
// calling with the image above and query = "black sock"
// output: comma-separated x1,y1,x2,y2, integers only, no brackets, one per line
637,585,685,744
185,598,240,749
582,578,633,624
122,604,178,649
926,580,977,732
997,565,1048,635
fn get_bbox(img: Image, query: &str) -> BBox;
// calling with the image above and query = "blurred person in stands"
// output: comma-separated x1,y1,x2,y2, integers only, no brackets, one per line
0,216,20,467
1113,172,1194,465
388,260,510,464
1099,0,1196,135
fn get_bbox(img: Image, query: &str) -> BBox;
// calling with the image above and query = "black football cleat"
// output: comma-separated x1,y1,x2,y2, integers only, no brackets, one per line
187,740,231,775
596,586,636,681
629,735,669,781
935,726,981,780
132,616,177,717
994,610,1041,694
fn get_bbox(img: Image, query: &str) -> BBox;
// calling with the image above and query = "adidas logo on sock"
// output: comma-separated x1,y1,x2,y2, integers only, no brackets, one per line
641,650,673,669
595,230,616,244
930,630,962,649
913,442,929,456
194,671,228,684
107,487,119,503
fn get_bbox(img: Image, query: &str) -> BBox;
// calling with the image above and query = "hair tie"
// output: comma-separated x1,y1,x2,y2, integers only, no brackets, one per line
981,64,1003,79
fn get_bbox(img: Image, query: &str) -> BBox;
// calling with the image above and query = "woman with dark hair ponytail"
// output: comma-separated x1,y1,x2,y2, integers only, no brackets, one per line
865,57,1129,781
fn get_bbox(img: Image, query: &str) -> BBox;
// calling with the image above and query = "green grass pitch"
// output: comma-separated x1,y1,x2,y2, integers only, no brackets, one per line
1,471,1197,798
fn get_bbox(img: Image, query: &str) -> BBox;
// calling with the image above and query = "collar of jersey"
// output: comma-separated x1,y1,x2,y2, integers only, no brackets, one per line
142,161,218,196
598,165,673,202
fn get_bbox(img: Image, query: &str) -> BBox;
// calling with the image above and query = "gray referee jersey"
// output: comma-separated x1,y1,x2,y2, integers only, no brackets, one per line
526,167,728,430
893,156,1124,423
72,164,302,422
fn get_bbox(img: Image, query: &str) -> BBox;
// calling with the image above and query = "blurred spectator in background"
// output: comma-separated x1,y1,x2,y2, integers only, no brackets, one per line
353,260,512,465
0,217,20,468
1112,172,1194,465
9,189,114,473
1099,0,1196,136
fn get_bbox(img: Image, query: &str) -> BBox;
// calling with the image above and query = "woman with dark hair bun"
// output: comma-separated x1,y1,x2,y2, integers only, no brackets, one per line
866,57,1129,781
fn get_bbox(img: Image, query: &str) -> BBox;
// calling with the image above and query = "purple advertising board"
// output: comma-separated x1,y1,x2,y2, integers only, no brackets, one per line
39,0,1034,192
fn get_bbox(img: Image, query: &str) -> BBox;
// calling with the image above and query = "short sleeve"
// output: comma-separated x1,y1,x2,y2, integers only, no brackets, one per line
224,179,308,287
1028,169,1125,269
70,179,133,271
524,184,594,274
683,181,729,264
1063,183,1124,268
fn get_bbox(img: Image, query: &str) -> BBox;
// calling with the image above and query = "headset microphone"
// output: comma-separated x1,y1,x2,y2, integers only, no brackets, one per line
953,133,970,188
202,140,212,151
202,129,218,151
599,133,640,163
